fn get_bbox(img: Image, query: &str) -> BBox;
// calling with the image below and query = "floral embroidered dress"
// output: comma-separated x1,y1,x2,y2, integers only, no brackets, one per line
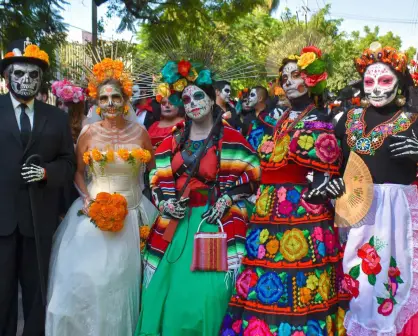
336,107,418,336
221,106,349,336
245,110,278,152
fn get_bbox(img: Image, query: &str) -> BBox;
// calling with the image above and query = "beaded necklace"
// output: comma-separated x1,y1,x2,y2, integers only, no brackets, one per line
346,108,418,155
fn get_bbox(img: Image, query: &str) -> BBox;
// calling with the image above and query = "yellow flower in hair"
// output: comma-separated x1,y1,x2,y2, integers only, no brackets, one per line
186,68,198,82
157,83,171,98
173,78,188,92
287,54,300,61
298,52,316,69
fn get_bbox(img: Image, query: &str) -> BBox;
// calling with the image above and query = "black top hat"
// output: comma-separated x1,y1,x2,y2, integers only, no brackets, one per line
0,38,49,75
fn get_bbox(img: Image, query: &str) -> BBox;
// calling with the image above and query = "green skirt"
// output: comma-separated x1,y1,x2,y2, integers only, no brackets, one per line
136,206,232,336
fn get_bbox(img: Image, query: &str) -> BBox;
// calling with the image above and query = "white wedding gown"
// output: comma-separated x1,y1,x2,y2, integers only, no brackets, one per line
46,122,156,336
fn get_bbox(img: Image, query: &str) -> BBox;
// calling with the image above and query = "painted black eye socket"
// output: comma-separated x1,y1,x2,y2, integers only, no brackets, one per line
14,70,25,78
193,91,205,100
224,89,231,93
29,71,39,79
182,95,191,104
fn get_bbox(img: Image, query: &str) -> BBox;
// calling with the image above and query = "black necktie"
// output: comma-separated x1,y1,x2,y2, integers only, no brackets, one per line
20,104,31,148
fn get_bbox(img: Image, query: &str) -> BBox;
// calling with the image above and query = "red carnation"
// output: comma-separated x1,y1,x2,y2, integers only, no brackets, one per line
302,46,322,57
178,60,192,77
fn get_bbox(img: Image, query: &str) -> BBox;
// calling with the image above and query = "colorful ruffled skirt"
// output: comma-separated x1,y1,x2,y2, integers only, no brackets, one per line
220,180,349,336
343,184,418,336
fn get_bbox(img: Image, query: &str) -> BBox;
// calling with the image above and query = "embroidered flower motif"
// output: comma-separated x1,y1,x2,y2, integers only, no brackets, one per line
315,133,340,164
306,274,319,290
336,307,347,336
318,271,331,300
266,238,280,255
255,272,284,304
357,243,382,275
245,229,261,258
280,228,309,262
355,137,371,152
378,298,394,316
258,245,266,259
388,267,401,277
324,230,336,253
278,322,292,336
278,200,293,216
271,134,290,162
277,187,287,203
259,229,270,244
286,189,301,204
312,227,324,241
306,320,324,336
388,276,398,297
292,332,306,336
297,134,315,150
317,242,326,257
326,315,334,336
236,269,258,299
342,274,360,298
300,287,312,304
296,272,307,287
259,139,274,154
244,317,273,336
232,320,242,334
300,198,325,215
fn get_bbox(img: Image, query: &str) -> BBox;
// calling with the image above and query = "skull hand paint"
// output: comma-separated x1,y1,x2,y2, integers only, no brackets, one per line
281,62,308,100
8,63,42,100
98,84,125,119
219,84,231,102
182,85,213,121
364,63,398,107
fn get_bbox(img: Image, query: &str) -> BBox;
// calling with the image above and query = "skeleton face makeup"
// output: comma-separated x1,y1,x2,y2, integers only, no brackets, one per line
364,63,398,107
98,84,125,119
219,84,231,102
182,85,213,121
57,99,69,113
160,97,179,119
132,84,141,104
247,89,258,108
282,62,308,100
7,63,43,101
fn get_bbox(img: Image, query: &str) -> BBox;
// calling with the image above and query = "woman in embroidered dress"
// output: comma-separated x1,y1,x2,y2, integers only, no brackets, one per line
148,96,184,149
46,58,154,336
220,46,349,335
136,59,260,336
335,44,418,336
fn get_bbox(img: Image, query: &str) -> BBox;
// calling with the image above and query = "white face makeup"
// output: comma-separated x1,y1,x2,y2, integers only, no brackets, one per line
160,97,179,119
8,63,43,100
219,84,231,102
132,84,141,104
182,85,213,121
247,88,258,108
282,61,308,100
57,99,69,113
364,63,399,108
98,84,125,119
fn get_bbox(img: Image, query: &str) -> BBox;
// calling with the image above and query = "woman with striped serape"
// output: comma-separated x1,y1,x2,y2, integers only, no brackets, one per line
136,59,261,336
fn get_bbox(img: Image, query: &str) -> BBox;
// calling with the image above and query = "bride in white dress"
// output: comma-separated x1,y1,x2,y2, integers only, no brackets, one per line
45,71,155,335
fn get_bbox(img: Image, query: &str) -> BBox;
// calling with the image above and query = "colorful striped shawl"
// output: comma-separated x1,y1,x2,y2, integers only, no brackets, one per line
143,121,261,285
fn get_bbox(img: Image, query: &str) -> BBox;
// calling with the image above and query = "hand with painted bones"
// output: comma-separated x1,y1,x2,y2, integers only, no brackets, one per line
202,194,232,224
21,164,45,183
390,130,418,162
325,178,345,199
158,198,189,219
303,175,345,202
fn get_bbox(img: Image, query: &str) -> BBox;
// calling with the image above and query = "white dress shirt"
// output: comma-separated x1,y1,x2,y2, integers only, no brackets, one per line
10,94,35,130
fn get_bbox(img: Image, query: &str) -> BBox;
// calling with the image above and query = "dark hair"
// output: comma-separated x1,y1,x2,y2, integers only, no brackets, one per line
253,85,268,101
213,80,231,92
68,102,85,143
39,85,49,96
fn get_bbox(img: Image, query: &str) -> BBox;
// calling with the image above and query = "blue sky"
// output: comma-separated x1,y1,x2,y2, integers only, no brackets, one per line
61,0,418,50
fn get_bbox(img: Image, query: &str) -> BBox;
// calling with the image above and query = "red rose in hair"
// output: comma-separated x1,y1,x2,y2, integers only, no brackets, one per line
178,60,192,77
302,46,322,57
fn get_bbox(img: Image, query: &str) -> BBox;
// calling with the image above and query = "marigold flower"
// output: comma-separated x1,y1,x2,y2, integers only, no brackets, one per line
117,148,130,161
91,148,102,162
83,151,91,165
4,52,15,58
140,226,150,239
107,149,114,162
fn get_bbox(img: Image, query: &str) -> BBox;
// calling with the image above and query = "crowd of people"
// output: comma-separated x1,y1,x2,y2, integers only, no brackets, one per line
0,36,418,336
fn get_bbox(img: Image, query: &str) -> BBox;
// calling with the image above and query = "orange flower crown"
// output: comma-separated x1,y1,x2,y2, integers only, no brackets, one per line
87,58,133,99
355,44,408,75
4,44,50,65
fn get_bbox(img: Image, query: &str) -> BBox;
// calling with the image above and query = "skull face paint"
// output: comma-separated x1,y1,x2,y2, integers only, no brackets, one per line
247,89,258,108
132,84,141,105
364,63,398,107
98,84,125,119
57,98,69,113
8,63,42,100
219,84,231,102
182,85,213,121
281,62,308,100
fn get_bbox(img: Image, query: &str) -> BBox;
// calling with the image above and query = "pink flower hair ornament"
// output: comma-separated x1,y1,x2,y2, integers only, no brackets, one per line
52,79,85,104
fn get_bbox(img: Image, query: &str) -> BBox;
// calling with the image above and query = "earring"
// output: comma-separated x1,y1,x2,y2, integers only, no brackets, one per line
395,90,406,107
360,97,370,108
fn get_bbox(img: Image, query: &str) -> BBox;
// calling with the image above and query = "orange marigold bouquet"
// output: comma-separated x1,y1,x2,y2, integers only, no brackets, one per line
78,192,128,232
139,225,150,252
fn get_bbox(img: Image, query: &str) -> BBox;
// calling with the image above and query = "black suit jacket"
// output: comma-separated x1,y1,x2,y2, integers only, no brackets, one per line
0,94,75,237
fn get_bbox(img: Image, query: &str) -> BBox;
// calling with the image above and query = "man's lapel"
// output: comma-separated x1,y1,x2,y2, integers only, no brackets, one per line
0,93,22,148
23,99,47,156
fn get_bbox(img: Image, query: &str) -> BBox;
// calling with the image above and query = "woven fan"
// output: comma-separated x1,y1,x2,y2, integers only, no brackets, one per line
335,152,374,227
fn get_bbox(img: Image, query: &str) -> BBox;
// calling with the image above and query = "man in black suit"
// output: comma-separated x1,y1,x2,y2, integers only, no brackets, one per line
0,40,75,335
